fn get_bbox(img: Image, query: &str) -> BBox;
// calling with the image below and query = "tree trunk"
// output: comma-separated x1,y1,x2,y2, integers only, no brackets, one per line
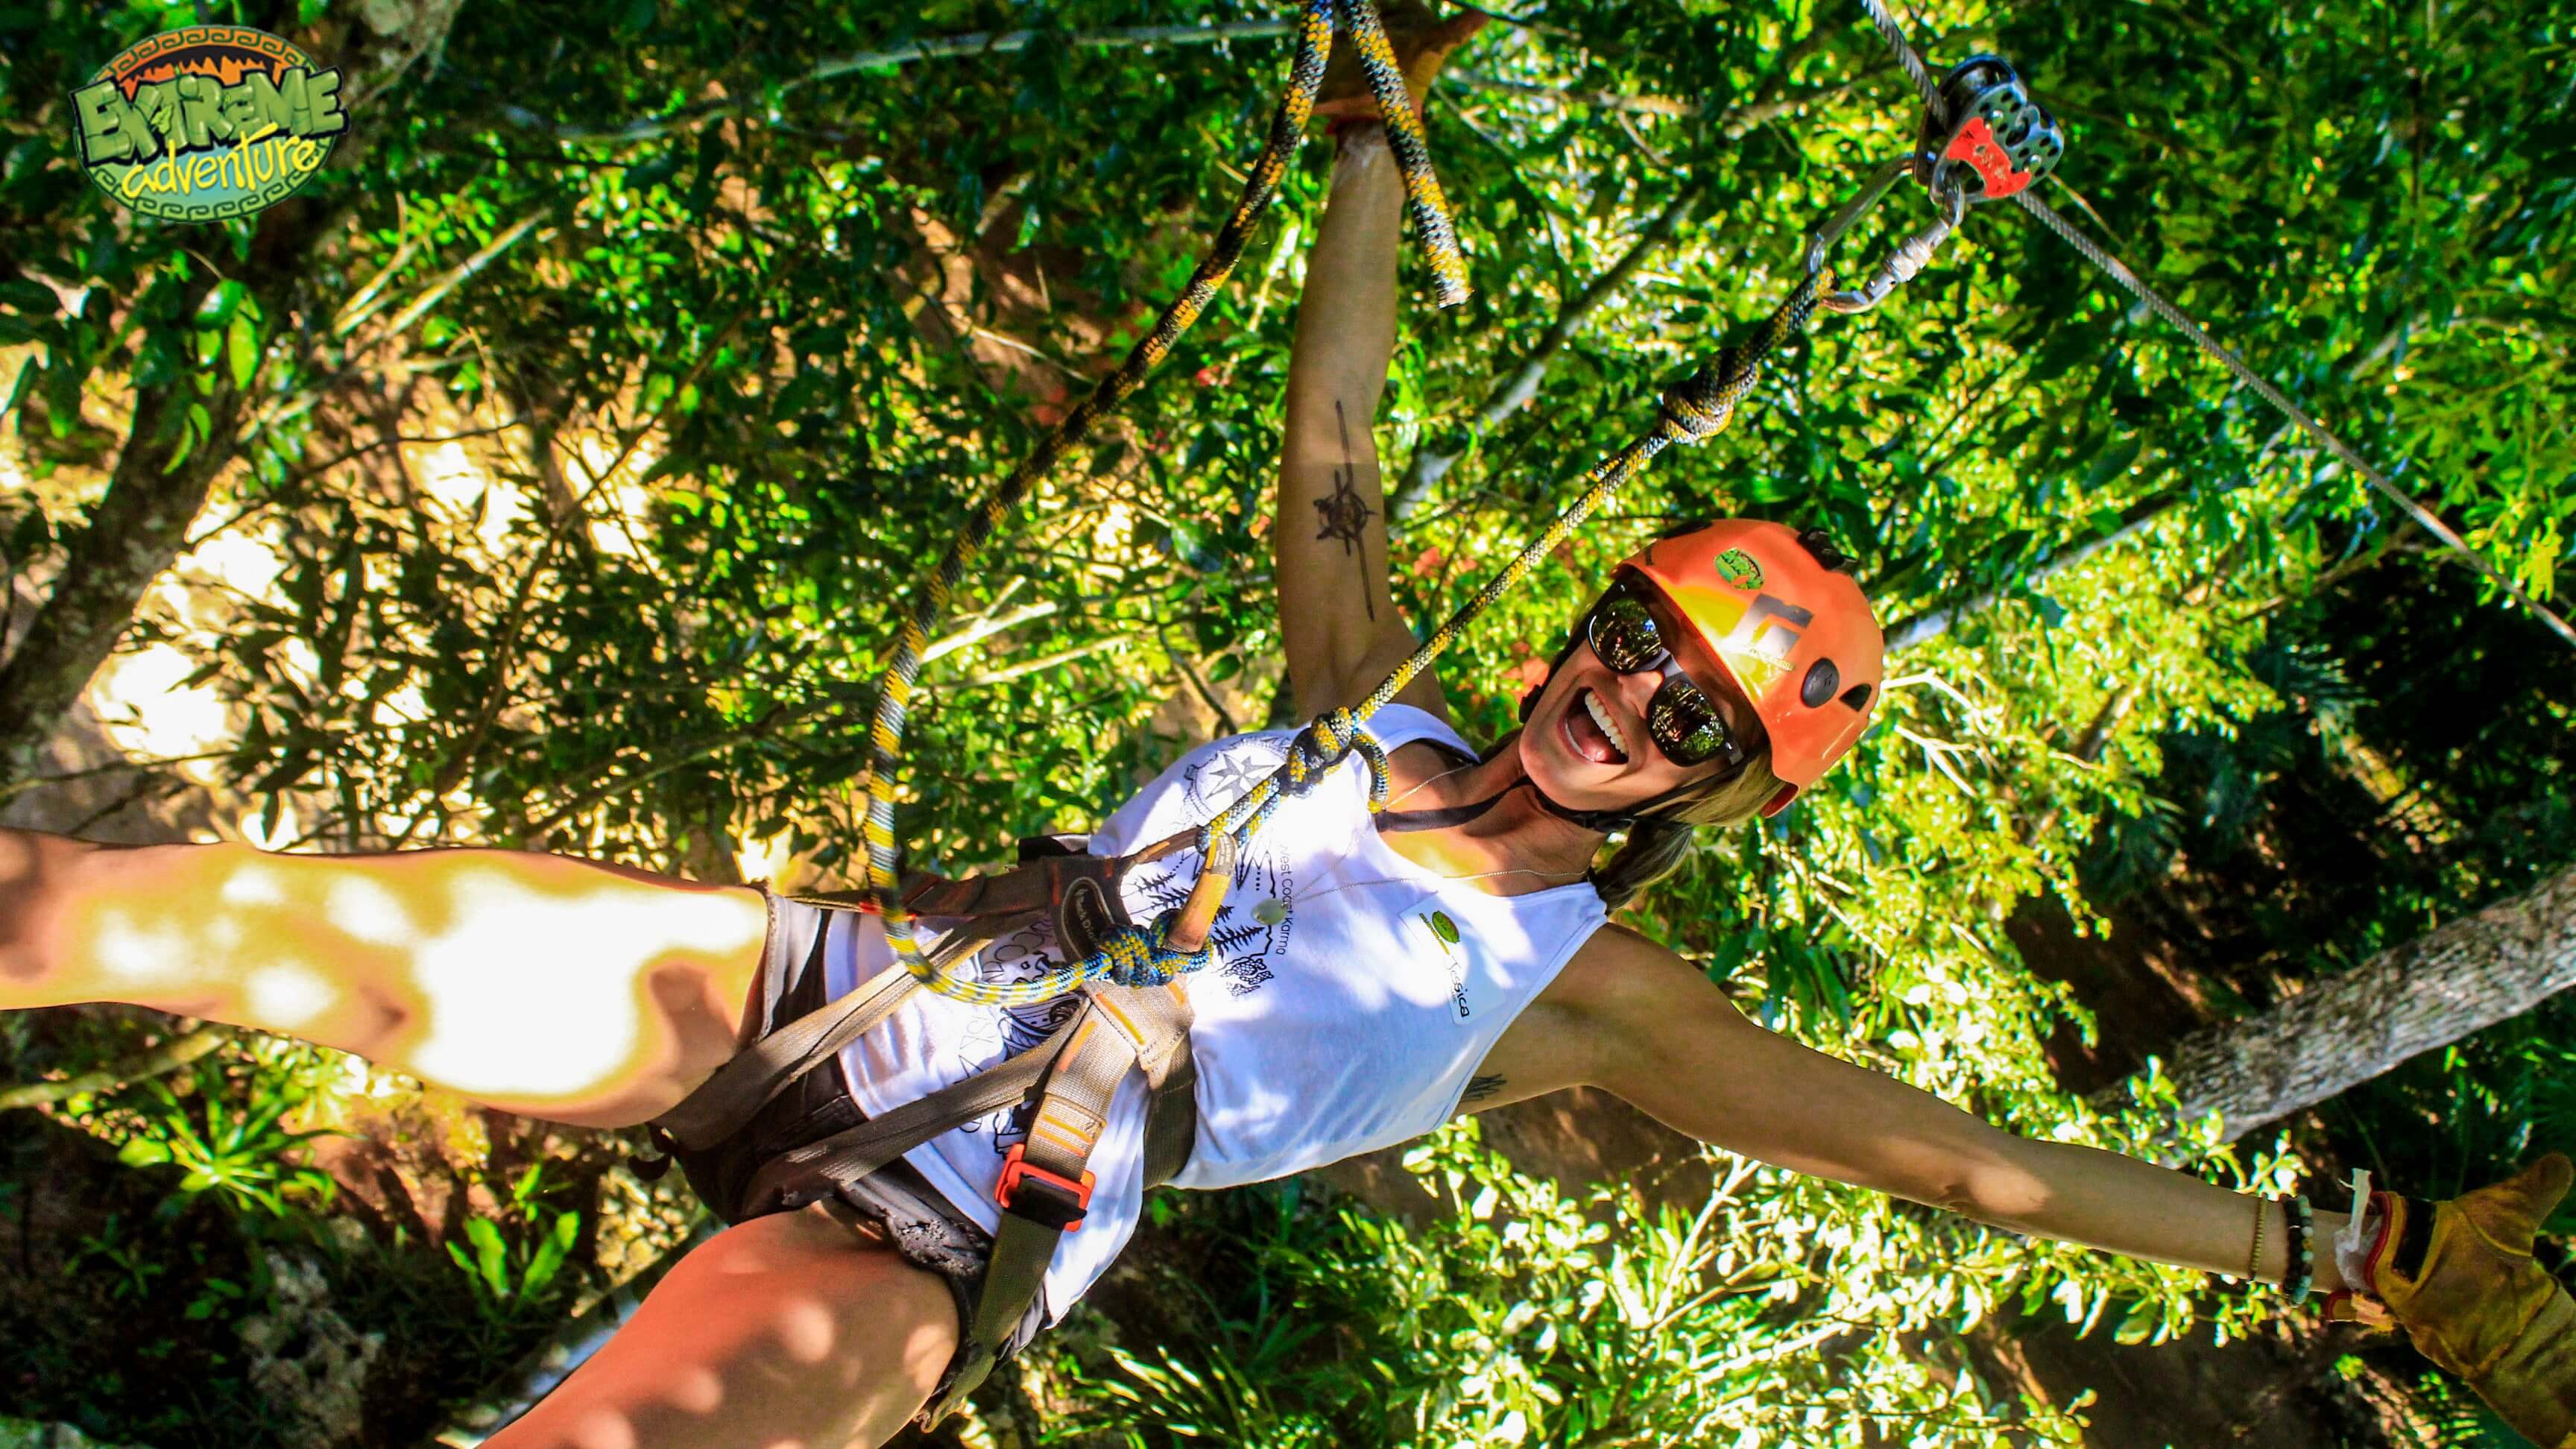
0,4,466,792
0,364,250,785
2152,865,2576,1137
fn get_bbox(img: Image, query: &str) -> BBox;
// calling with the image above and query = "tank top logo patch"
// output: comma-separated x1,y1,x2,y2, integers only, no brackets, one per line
1418,909,1473,1020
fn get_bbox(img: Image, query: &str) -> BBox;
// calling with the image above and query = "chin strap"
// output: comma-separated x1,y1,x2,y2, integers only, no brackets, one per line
1521,777,1647,833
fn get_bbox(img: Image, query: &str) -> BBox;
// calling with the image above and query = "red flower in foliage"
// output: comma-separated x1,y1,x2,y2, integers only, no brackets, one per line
1503,637,1551,704
1410,546,1444,578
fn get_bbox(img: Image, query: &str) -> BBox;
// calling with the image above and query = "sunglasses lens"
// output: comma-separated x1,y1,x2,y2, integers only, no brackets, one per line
1591,590,1664,672
1648,680,1737,767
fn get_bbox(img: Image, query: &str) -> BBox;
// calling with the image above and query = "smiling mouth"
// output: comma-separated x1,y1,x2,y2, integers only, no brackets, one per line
1563,686,1631,765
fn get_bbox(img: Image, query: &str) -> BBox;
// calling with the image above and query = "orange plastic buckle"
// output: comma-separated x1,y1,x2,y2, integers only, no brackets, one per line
995,1143,1094,1231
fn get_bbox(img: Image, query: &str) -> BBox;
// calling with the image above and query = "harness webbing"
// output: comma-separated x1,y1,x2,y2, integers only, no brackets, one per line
854,0,1473,1009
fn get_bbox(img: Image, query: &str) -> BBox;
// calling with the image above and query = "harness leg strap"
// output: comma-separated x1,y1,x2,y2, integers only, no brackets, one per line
924,983,1196,1424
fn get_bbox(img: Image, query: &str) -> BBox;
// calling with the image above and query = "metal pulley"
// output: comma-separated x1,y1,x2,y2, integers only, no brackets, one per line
1805,51,2063,313
1913,54,2064,204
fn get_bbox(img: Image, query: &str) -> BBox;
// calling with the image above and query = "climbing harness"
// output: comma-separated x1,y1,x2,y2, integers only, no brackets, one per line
654,2,1986,1417
645,2,2576,1429
668,0,2576,1420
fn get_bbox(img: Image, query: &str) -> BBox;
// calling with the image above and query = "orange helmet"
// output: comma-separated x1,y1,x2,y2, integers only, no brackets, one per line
1619,520,1884,817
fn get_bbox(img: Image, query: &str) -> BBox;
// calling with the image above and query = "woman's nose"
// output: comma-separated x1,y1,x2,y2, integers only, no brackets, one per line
1616,667,1665,730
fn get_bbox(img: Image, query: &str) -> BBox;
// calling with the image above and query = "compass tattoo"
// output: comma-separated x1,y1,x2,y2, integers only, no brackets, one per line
1313,400,1377,620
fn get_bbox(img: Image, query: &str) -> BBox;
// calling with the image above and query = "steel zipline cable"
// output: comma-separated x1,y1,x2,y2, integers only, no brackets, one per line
1854,0,2576,650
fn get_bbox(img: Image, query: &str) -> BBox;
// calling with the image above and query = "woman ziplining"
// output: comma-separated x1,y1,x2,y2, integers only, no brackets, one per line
6,5,2575,1448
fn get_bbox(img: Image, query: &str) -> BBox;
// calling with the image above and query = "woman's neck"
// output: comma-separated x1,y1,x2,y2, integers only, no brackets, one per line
1375,739,1603,891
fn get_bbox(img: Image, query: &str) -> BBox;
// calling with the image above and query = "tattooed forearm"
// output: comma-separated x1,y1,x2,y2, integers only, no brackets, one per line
1460,1073,1506,1108
1313,399,1377,620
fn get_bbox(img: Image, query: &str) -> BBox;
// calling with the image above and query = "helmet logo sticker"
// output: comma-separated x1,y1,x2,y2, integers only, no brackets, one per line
1713,548,1764,589
1726,594,1816,665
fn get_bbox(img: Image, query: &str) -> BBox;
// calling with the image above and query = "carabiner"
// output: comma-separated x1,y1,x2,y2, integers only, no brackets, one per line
1804,154,1913,278
1820,178,1966,315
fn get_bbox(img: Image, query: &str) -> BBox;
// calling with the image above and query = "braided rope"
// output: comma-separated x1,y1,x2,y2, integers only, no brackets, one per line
1082,914,1221,991
1342,1,1471,306
1200,272,1830,854
856,0,1475,1008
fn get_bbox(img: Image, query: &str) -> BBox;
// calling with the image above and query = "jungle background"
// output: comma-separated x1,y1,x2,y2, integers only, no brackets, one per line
2,0,2573,1443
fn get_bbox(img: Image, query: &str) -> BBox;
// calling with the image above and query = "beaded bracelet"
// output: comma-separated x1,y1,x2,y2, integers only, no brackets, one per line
2244,1193,2267,1284
2281,1193,2316,1304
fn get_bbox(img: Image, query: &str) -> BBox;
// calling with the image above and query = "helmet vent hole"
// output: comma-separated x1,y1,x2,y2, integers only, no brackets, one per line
1793,526,1852,572
1800,659,1840,708
1838,683,1874,712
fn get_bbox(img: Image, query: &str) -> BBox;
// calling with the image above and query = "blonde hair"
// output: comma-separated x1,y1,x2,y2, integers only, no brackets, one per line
1589,751,1784,910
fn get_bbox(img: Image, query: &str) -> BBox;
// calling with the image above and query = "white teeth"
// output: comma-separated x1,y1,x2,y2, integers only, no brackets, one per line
1583,690,1629,760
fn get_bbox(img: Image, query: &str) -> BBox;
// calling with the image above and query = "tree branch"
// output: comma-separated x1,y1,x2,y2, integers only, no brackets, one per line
1392,183,1702,519
0,1026,235,1112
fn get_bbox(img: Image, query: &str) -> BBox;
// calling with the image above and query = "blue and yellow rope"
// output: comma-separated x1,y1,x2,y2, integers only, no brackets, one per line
859,0,1470,1008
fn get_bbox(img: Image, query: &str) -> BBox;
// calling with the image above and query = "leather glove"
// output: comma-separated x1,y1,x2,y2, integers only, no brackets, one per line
1313,2,1486,124
2364,1154,2576,1448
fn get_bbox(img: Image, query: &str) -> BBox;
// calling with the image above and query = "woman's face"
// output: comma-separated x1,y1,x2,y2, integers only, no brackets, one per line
1518,580,1761,815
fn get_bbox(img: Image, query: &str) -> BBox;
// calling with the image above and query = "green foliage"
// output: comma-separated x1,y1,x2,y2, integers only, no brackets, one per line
1049,1123,2094,1446
4,0,2572,1441
110,1053,340,1220
444,1164,585,1328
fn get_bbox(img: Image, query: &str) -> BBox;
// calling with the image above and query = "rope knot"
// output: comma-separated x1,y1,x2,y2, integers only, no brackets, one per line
1656,359,1737,443
1282,708,1368,793
1090,912,1216,988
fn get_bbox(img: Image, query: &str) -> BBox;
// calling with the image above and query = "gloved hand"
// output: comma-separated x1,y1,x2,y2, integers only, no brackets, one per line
1313,1,1486,124
2364,1154,2576,1448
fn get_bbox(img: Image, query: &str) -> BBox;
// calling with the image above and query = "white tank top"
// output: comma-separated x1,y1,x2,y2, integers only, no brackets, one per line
825,704,1608,1322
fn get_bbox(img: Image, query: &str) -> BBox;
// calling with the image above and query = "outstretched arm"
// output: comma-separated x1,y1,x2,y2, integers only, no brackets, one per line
1556,928,2355,1292
1275,126,1448,722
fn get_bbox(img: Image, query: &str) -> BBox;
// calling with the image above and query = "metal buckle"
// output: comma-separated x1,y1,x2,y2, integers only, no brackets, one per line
995,1143,1093,1231
1913,54,2063,203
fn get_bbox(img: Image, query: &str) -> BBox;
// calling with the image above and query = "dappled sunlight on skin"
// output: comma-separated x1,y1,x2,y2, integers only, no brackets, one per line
488,1206,957,1449
28,840,769,1126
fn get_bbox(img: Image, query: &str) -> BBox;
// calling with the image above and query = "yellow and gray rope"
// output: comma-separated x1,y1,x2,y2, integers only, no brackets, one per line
1343,0,1471,307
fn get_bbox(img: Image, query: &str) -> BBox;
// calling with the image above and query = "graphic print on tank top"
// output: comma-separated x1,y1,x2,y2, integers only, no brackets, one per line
951,914,1087,1154
951,732,1302,1154
1149,733,1301,997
